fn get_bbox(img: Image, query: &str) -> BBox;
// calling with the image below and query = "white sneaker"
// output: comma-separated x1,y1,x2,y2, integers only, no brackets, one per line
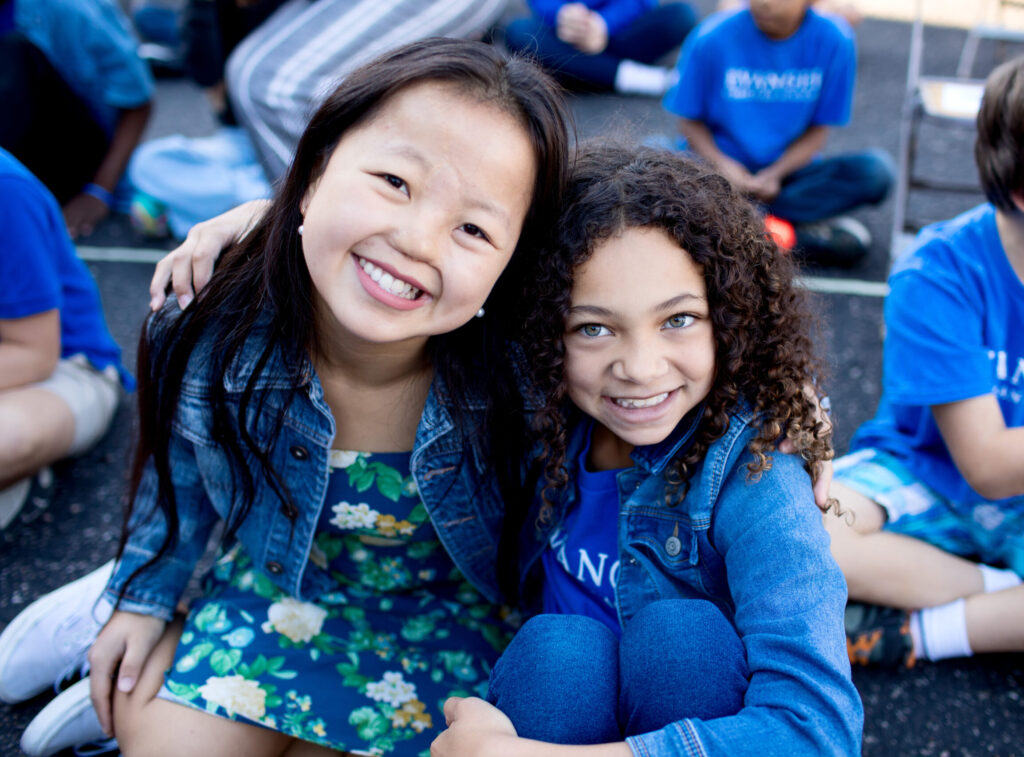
21,677,111,757
0,561,114,704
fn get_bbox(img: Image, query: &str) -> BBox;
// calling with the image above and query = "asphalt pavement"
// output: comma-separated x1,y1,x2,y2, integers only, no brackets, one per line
1,4,1022,755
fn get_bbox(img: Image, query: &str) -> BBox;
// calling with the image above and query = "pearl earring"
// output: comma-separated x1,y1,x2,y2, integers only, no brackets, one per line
475,308,485,319
298,224,304,236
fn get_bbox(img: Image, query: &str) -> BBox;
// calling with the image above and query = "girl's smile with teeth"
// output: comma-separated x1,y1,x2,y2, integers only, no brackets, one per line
611,392,671,409
356,256,424,300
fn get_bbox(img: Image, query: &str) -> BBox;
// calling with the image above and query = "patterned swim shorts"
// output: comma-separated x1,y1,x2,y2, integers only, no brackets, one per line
833,448,1024,575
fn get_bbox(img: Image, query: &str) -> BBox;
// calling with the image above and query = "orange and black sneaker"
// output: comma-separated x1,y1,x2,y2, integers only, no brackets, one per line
845,602,917,669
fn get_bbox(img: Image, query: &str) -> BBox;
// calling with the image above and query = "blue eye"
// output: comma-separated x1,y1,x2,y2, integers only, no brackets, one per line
665,314,694,329
579,324,610,337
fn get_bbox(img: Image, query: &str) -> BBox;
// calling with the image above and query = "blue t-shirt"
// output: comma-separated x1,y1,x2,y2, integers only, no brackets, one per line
541,433,624,635
13,0,153,133
663,7,855,172
852,204,1024,509
0,148,130,386
529,0,657,35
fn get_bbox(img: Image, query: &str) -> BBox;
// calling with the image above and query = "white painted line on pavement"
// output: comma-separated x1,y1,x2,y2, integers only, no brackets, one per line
77,246,166,264
77,246,892,298
798,275,889,298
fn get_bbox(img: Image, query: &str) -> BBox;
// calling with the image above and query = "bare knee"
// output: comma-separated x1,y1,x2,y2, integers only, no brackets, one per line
829,481,887,534
0,393,74,481
822,485,887,582
0,409,48,475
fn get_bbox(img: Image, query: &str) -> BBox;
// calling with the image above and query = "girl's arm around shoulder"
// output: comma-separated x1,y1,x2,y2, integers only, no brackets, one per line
432,697,631,757
662,452,861,757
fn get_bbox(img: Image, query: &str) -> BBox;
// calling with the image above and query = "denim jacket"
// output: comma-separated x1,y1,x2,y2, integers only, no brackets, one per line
104,319,512,619
520,407,863,757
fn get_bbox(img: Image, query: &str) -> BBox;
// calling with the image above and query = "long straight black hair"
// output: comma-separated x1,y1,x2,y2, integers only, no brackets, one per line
120,38,573,604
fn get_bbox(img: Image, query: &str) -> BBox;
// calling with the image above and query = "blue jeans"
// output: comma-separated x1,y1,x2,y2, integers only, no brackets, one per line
766,149,895,223
486,600,749,744
504,3,696,91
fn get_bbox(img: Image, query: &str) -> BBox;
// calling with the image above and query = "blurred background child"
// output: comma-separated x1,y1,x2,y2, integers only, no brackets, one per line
663,0,892,266
830,56,1024,668
0,147,128,532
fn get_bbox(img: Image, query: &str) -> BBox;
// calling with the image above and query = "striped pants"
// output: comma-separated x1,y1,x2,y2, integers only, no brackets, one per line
225,0,510,181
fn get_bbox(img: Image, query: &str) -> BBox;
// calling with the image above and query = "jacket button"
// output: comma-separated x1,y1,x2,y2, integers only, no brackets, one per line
290,446,309,460
266,561,284,575
665,536,682,557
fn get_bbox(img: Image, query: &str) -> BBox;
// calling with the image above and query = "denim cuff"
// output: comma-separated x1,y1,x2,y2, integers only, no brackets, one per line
626,720,705,757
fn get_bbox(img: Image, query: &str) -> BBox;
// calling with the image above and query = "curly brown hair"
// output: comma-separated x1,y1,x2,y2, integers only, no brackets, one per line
522,144,833,522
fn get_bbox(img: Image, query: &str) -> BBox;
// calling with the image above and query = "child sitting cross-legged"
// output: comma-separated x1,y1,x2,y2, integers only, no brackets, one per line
662,0,892,266
828,55,1024,670
432,145,861,757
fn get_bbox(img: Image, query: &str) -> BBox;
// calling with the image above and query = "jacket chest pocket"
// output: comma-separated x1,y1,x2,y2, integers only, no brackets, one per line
628,512,700,571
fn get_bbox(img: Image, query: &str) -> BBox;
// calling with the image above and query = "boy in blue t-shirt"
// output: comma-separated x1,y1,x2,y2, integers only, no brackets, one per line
827,57,1024,667
0,148,130,529
662,0,892,266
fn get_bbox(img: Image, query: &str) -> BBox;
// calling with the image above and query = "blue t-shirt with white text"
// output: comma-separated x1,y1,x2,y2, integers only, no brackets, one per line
541,434,624,635
663,7,855,171
852,203,1024,509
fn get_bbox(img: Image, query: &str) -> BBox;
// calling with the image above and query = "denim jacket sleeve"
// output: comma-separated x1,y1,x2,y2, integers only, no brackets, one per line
626,453,862,757
102,431,220,621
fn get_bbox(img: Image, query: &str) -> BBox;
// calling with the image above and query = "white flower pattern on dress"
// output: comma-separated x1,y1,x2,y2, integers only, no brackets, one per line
166,449,511,754
263,597,328,643
330,502,380,530
197,675,267,720
364,672,416,708
329,449,363,469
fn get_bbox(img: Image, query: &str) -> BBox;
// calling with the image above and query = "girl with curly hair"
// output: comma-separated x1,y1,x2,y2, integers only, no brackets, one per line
434,144,862,757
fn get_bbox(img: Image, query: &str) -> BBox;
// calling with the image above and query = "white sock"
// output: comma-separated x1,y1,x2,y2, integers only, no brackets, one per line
978,563,1022,593
908,610,924,658
614,60,676,96
912,599,973,661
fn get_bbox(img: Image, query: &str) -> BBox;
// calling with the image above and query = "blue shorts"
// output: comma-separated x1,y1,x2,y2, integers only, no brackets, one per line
833,448,1024,576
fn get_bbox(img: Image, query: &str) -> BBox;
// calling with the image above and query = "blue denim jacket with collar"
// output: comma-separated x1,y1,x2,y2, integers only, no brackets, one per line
521,406,863,757
104,319,512,620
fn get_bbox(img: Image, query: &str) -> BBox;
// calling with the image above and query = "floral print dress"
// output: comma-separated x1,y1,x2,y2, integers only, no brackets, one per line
161,450,515,756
